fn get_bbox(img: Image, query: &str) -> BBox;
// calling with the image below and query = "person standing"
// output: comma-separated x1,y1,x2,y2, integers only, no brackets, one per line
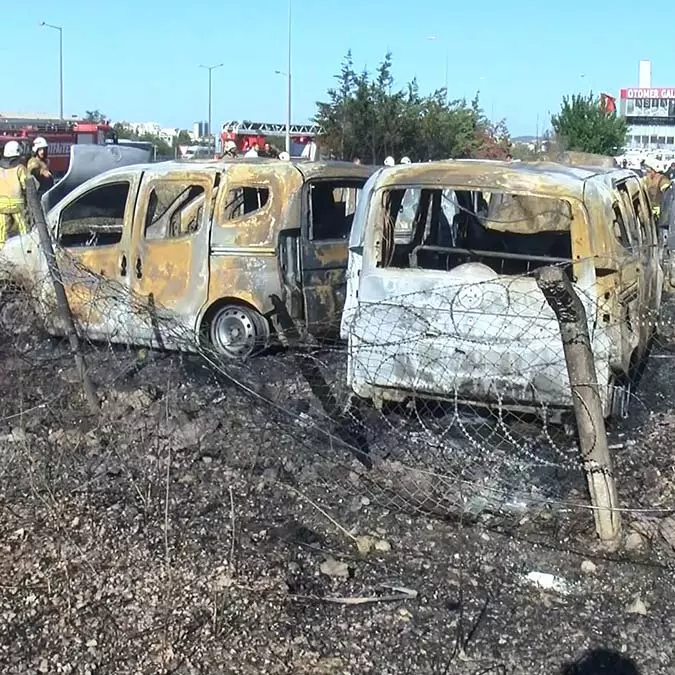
244,142,259,158
643,159,671,220
301,138,318,161
27,137,54,196
0,141,28,245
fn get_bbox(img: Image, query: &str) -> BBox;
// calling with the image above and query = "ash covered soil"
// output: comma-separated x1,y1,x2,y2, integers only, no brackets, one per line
1,326,675,674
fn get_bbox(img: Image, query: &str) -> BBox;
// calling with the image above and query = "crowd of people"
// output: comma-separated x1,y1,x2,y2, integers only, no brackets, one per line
220,138,321,162
0,137,53,245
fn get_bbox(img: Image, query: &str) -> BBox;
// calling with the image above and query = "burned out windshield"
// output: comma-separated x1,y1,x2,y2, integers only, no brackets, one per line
380,187,574,276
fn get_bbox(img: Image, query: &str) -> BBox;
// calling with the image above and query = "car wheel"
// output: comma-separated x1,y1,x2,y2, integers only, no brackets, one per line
208,304,269,360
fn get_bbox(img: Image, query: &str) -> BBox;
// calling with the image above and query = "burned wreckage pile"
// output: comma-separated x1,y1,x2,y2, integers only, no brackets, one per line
1,148,673,539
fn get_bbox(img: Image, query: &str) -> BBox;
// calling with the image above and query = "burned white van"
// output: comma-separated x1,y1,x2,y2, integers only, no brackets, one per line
341,160,663,418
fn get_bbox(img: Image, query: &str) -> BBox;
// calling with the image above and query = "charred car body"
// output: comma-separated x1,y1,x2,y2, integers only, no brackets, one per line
341,160,663,419
1,154,375,357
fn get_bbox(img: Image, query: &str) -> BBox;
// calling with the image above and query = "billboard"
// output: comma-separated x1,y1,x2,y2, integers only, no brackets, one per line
620,88,675,99
620,88,675,119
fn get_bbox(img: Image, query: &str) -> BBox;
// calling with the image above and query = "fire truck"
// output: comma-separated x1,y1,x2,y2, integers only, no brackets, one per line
220,120,322,157
0,114,117,178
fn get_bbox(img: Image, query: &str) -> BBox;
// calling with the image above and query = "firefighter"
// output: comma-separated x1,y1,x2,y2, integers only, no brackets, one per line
27,137,54,195
643,159,671,221
222,140,238,159
0,141,28,245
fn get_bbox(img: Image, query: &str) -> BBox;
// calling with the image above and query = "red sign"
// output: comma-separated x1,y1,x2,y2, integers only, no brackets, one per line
620,88,675,99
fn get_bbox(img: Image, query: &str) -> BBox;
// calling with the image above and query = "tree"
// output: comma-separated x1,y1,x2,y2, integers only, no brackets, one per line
551,93,627,156
315,52,501,164
175,130,192,146
84,110,106,123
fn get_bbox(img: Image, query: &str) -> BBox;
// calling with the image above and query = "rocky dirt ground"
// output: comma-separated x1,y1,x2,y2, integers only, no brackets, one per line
1,321,675,674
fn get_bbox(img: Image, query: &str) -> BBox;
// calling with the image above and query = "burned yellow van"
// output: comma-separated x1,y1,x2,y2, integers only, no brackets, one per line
0,158,375,358
342,160,663,418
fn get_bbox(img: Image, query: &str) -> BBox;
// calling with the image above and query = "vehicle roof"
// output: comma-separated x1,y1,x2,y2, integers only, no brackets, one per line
99,157,375,181
374,159,636,201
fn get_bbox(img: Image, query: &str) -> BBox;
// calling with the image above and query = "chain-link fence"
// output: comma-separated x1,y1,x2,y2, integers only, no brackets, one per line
1,179,673,673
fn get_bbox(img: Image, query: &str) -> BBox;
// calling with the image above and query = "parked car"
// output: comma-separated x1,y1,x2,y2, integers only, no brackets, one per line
1,157,375,358
341,159,663,419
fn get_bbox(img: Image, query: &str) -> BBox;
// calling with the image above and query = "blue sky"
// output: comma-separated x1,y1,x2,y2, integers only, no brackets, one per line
3,0,670,137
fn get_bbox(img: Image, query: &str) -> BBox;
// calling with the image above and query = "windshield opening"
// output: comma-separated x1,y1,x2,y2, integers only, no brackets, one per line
378,186,574,276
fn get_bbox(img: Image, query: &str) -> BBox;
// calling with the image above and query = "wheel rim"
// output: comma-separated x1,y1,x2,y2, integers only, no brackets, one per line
210,306,263,359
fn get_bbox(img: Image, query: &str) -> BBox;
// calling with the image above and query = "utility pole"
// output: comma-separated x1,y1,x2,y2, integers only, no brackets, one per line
41,22,63,118
199,63,223,145
274,0,293,155
286,0,292,154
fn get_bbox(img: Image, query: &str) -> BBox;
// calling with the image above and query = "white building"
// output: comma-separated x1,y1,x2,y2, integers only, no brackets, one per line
126,121,162,136
618,60,675,150
159,127,180,144
192,121,209,141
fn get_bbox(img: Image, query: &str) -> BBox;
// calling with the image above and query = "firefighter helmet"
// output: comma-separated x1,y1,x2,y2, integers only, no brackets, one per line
32,137,49,152
3,141,21,158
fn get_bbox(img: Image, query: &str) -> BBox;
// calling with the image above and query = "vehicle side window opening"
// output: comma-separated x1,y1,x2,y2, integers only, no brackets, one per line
632,193,651,247
310,180,364,240
223,186,270,220
378,187,574,276
58,181,130,248
612,204,632,250
144,182,206,241
616,183,641,249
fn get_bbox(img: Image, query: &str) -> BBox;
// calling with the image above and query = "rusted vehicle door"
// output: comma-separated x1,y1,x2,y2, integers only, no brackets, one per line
301,179,365,334
128,169,217,348
613,180,652,361
626,175,663,316
51,172,141,341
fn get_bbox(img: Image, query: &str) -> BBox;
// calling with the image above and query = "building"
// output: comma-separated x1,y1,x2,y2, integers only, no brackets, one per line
619,60,675,150
193,121,209,140
158,127,180,144
126,121,162,137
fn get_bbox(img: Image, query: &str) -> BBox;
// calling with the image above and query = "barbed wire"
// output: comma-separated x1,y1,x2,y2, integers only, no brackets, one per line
1,184,674,672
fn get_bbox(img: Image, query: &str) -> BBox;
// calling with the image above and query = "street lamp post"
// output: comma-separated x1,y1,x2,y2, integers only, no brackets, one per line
274,1,293,155
40,22,63,119
199,63,223,146
274,68,292,155
285,0,292,154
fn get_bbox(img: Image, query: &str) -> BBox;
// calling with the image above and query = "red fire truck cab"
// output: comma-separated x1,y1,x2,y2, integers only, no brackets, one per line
220,120,321,158
0,114,117,178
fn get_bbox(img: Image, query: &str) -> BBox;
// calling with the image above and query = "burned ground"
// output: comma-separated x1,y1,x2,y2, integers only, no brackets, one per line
1,305,675,674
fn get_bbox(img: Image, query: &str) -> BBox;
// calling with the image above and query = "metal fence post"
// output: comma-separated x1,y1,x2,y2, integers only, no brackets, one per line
25,177,99,414
536,266,621,542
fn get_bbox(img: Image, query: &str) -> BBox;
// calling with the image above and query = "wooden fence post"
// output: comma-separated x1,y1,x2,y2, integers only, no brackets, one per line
25,177,99,414
536,266,621,543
